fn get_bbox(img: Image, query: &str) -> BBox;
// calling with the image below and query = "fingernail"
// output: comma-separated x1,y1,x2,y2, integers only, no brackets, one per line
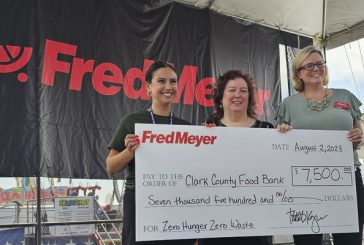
135,138,140,145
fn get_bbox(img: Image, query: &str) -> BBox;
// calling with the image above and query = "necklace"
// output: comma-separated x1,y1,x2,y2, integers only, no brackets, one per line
304,90,330,111
147,107,173,124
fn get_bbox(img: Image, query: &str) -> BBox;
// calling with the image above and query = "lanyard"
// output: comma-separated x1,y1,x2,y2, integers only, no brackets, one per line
148,107,173,125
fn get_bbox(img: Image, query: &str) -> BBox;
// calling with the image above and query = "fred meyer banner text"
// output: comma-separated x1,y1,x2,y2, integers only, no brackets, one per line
0,1,311,178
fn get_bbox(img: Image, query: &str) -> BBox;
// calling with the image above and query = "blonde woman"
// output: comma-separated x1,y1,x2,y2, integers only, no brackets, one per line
276,46,363,245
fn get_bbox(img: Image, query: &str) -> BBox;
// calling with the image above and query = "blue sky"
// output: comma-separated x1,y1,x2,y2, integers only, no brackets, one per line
326,38,364,112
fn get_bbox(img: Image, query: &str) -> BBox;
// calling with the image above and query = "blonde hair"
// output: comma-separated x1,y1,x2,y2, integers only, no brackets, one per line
292,45,329,92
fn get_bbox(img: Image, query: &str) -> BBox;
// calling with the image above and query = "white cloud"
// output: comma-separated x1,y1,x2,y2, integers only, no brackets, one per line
326,38,364,105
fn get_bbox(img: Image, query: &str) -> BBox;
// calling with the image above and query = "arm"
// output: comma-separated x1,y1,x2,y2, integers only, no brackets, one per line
106,134,139,174
348,124,363,149
106,148,134,174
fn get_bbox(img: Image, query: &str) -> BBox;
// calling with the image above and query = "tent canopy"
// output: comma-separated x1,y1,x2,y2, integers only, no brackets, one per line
176,0,364,49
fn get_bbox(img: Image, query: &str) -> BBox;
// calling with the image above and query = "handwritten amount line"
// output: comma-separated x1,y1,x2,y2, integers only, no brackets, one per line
291,196,323,202
271,202,322,206
145,203,322,208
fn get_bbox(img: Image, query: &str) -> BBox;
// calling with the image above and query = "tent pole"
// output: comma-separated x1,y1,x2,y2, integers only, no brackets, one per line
321,0,328,48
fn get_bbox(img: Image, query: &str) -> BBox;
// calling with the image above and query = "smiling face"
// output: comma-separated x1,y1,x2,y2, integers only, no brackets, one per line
297,52,327,88
221,77,249,114
146,67,178,107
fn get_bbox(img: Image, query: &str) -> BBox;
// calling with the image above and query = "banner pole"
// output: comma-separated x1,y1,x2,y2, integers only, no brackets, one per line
36,176,41,245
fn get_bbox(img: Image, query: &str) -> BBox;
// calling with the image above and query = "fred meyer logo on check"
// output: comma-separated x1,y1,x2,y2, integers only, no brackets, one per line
142,130,217,147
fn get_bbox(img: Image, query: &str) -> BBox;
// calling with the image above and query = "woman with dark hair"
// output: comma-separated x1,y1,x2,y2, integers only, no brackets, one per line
200,69,273,245
106,61,194,245
206,69,273,129
276,45,363,245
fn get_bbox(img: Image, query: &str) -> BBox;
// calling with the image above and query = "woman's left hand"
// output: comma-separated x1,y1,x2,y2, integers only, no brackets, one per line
348,126,363,149
277,123,292,133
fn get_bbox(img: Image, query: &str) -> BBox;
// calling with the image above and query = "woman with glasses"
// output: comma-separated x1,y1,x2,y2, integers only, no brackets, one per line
276,45,363,245
106,61,194,245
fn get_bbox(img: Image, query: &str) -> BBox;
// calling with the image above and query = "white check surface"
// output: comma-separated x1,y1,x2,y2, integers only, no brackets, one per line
135,124,358,241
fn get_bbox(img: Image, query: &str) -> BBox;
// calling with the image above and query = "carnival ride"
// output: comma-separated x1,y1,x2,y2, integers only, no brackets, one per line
0,177,124,245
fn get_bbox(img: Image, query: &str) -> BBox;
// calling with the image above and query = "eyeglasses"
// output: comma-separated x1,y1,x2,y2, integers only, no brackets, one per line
298,61,326,71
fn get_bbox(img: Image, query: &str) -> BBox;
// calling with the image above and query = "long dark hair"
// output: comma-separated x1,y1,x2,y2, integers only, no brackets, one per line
145,61,176,84
209,69,256,123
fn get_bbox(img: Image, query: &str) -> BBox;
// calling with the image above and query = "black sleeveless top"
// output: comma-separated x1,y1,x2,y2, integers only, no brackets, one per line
207,118,274,128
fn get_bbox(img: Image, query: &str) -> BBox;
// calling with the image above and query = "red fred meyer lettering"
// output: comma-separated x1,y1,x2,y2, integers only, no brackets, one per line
0,39,272,114
142,130,217,147
40,39,215,106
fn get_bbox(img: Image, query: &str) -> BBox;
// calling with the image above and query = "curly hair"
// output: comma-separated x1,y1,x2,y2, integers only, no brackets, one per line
211,69,257,122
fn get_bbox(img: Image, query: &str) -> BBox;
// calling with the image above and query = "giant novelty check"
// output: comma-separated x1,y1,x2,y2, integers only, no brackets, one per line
135,124,358,241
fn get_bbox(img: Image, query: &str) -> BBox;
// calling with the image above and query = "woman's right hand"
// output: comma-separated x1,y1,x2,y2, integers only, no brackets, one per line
106,134,140,174
203,122,216,128
277,123,292,133
124,134,140,153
